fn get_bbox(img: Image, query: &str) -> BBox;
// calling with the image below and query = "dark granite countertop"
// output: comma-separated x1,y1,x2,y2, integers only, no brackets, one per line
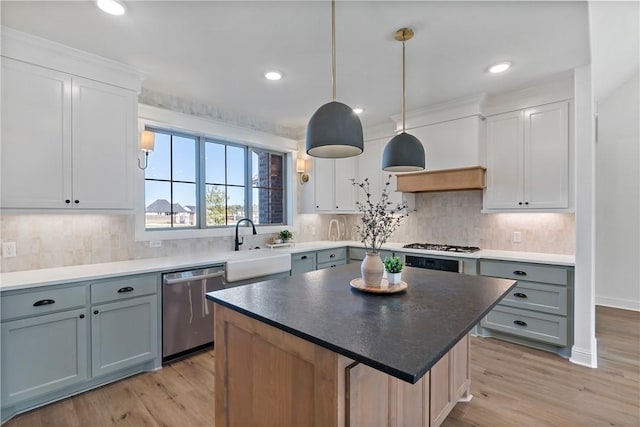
206,263,516,383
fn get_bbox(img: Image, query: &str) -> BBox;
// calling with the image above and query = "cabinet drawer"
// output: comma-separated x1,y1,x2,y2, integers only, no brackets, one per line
481,305,567,346
91,274,157,305
317,259,347,270
291,252,317,275
499,281,567,316
480,260,568,286
1,285,86,321
317,247,346,264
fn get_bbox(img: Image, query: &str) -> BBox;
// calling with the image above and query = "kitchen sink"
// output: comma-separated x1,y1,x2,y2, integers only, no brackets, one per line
226,249,291,282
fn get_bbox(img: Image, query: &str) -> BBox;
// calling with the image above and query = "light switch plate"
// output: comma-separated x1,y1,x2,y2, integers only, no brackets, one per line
2,242,17,258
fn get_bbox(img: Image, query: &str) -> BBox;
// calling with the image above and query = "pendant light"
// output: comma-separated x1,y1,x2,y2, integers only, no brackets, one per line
306,0,364,158
382,28,425,172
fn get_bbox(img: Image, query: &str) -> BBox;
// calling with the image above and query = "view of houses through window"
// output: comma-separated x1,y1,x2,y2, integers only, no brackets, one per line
144,128,286,229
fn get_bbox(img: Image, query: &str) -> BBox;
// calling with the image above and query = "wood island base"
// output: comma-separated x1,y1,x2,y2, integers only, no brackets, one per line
214,304,471,427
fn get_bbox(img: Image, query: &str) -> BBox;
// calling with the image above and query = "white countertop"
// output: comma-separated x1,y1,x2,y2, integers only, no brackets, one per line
0,241,574,292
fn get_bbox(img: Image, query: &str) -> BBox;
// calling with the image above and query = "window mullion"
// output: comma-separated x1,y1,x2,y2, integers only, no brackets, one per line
246,146,252,223
197,136,205,229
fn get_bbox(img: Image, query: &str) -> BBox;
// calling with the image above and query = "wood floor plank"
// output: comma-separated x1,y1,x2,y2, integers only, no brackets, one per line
4,307,639,427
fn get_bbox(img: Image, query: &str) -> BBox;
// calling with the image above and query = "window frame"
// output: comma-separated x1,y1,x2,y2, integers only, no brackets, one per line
144,127,288,231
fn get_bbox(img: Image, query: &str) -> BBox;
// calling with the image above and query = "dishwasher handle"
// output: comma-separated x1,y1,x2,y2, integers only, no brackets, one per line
164,270,225,285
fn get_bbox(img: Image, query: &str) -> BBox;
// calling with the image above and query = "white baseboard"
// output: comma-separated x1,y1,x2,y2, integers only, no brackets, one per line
570,339,598,368
596,296,640,312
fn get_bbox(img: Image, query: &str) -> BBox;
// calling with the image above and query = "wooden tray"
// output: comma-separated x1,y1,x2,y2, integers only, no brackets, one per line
350,278,408,294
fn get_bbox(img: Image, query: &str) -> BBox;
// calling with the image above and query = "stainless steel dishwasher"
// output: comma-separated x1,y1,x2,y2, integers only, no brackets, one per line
162,265,225,361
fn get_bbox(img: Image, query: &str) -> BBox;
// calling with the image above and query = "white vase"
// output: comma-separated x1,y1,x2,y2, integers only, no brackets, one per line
387,272,402,285
361,252,384,287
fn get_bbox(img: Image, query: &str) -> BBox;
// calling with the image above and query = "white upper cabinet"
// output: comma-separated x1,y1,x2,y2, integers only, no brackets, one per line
0,29,140,211
484,101,570,210
300,156,358,213
1,58,72,209
71,77,136,209
356,138,415,210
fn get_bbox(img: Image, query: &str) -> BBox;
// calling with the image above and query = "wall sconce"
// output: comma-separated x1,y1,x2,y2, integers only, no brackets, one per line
138,130,155,170
297,158,309,185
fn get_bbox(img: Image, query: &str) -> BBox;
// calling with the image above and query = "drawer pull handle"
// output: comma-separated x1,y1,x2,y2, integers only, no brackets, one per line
330,264,336,268
94,310,99,315
33,299,55,307
301,255,307,260
330,254,336,258
79,314,85,319
513,320,528,327
117,286,134,293
514,292,528,299
513,270,527,276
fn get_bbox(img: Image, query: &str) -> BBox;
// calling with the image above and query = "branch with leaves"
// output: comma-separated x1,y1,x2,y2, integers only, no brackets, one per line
351,175,409,253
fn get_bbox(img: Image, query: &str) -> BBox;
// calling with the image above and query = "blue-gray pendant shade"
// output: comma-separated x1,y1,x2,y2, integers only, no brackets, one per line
382,132,425,172
306,101,364,158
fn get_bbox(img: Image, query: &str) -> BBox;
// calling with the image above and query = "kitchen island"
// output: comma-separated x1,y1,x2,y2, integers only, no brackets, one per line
207,263,516,426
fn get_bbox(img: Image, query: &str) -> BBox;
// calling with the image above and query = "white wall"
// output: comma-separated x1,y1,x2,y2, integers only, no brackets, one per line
595,72,640,310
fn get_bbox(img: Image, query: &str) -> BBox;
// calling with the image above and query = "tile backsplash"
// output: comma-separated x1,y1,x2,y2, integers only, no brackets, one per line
1,191,574,273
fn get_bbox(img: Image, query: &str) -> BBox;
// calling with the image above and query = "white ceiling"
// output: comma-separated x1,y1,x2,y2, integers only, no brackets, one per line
1,1,591,137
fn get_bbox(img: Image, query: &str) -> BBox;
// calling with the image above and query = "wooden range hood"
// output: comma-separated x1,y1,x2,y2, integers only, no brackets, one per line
396,166,486,193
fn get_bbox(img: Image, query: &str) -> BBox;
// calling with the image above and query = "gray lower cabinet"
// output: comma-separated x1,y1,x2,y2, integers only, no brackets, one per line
1,273,160,423
317,248,347,270
290,247,348,275
291,251,317,275
91,295,158,377
1,307,88,406
479,259,573,356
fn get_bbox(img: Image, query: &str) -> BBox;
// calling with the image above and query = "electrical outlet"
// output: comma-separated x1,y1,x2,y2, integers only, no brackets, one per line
512,231,522,243
2,242,17,258
149,240,162,248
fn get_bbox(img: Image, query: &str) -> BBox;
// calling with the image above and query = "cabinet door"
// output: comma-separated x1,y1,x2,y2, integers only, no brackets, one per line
334,157,357,211
1,58,72,209
72,77,136,209
313,158,335,211
356,138,384,205
485,111,524,209
346,362,391,426
430,352,453,426
524,102,569,208
291,252,316,275
91,295,158,377
1,308,88,405
451,334,470,402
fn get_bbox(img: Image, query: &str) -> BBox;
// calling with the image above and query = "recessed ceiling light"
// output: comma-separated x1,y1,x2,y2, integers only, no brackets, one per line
489,62,512,74
97,0,125,16
264,71,282,81
353,108,364,115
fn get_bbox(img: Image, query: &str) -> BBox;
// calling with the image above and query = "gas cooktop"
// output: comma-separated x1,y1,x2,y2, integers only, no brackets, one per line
402,243,481,253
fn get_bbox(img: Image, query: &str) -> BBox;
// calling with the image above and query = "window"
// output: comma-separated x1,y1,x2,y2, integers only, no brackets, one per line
144,128,287,230
144,131,198,228
205,141,247,226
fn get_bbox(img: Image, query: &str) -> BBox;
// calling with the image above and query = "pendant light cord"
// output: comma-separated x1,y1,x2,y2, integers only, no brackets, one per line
402,32,406,132
332,0,336,101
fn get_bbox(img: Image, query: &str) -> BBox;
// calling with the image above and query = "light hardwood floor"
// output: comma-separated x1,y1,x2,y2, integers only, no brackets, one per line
4,306,639,427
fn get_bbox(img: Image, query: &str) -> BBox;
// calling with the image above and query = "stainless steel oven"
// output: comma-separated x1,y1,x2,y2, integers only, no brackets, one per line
162,265,225,361
404,255,461,272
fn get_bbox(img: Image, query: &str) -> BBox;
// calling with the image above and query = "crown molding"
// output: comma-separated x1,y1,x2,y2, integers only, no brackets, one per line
1,26,144,92
391,93,487,130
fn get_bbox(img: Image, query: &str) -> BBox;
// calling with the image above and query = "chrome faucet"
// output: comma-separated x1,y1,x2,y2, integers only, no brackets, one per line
235,218,257,251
